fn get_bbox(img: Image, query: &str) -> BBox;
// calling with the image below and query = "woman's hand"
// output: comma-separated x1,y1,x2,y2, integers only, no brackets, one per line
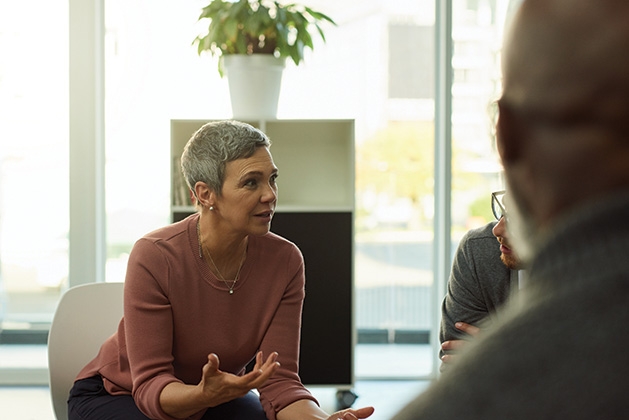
160,351,279,418
327,406,375,420
277,399,374,420
199,351,279,407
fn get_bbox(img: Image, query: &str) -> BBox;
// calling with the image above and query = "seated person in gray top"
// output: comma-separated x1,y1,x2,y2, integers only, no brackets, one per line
440,190,523,367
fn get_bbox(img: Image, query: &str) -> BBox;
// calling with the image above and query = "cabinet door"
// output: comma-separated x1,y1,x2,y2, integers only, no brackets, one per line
271,211,353,386
172,210,354,386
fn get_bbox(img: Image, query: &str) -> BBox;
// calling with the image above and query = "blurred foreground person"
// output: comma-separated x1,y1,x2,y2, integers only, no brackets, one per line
393,0,629,418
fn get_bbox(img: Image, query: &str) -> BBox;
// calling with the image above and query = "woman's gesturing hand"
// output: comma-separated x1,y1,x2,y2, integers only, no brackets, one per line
199,351,280,407
160,351,279,418
327,406,375,420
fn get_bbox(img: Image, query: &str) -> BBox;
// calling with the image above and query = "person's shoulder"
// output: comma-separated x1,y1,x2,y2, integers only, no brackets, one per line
259,231,300,251
455,221,501,259
139,214,195,245
461,221,498,243
249,232,304,269
253,231,303,260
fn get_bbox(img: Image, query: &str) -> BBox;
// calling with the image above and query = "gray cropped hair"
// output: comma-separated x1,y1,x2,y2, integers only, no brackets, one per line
181,120,271,197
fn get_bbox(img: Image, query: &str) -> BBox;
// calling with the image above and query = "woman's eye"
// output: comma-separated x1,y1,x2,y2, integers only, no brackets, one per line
244,179,257,188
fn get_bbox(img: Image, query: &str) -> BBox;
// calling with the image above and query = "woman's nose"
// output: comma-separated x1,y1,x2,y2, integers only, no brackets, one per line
262,183,278,202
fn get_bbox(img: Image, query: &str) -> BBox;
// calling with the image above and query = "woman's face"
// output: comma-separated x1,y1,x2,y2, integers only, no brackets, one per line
215,146,278,237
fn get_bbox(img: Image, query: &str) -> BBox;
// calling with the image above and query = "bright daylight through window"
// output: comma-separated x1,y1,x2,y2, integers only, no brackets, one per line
0,0,517,383
0,1,68,375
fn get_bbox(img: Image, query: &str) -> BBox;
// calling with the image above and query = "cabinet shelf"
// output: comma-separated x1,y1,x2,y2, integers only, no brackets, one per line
171,119,355,210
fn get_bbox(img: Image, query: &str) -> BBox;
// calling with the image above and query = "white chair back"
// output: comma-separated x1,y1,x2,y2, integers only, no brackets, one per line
47,282,124,419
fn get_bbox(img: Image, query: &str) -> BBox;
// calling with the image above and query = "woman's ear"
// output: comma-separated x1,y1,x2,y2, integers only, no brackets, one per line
194,181,213,208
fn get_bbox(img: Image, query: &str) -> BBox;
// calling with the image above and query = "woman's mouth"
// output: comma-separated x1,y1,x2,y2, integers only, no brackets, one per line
255,210,274,221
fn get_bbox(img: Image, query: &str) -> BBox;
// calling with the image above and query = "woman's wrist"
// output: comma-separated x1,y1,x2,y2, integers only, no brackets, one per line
276,399,328,420
159,381,208,419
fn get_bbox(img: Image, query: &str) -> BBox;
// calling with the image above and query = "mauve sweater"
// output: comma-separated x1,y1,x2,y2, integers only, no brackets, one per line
76,213,317,420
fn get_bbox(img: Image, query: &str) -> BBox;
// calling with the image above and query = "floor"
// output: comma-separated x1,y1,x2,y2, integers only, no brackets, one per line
0,344,434,419
0,380,431,420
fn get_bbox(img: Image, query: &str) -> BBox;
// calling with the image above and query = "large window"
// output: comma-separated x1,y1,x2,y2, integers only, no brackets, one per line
0,0,517,384
102,0,511,380
0,0,68,378
451,0,511,237
102,0,440,380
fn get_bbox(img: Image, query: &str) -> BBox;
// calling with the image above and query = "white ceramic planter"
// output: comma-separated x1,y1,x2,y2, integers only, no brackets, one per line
223,54,286,120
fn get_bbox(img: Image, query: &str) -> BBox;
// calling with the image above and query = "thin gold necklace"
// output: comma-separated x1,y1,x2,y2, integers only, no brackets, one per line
197,220,246,295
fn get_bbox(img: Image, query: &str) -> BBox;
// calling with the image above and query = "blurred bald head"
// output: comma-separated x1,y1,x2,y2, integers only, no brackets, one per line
496,0,629,262
502,0,629,119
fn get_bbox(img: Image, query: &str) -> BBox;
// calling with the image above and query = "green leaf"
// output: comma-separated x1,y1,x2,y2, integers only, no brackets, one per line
287,11,306,29
313,22,326,43
289,40,303,65
224,19,239,42
218,56,226,77
194,0,336,70
304,7,336,25
195,36,207,55
235,35,248,54
229,0,247,20
298,26,313,49
247,5,267,35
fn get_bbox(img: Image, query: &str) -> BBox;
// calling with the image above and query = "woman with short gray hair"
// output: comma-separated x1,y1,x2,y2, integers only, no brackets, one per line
68,120,374,420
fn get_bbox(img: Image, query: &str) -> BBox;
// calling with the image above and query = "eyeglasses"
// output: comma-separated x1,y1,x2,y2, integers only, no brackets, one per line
491,190,507,221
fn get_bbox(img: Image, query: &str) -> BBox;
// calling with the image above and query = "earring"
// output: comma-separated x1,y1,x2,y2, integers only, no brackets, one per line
209,206,214,211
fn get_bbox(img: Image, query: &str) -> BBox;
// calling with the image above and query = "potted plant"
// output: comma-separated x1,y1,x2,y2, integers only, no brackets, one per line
193,0,336,119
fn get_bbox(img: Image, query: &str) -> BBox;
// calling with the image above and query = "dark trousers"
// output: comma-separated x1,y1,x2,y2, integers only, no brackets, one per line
68,376,268,420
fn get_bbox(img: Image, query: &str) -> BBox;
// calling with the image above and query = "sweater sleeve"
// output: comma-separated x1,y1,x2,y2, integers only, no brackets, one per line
257,244,318,419
123,238,196,420
439,231,491,359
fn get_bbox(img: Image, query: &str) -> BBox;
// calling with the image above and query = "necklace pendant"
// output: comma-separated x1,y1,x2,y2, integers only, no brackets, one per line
229,289,234,295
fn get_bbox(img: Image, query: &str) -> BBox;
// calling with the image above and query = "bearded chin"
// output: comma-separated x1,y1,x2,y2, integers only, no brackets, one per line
500,252,521,270
504,191,538,266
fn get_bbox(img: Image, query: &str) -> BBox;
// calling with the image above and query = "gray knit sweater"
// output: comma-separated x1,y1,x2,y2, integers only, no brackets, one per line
440,222,519,360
